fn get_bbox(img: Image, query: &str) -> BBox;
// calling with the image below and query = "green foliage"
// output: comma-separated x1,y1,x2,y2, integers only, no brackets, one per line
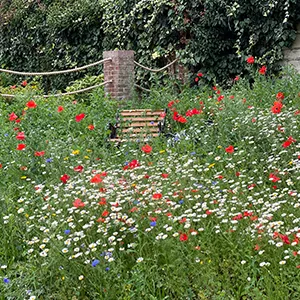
1,72,300,298
0,0,104,91
0,0,300,91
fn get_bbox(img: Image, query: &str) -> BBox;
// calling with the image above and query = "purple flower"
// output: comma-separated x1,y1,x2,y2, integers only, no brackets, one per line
92,259,100,267
3,278,10,284
64,229,71,234
150,221,157,227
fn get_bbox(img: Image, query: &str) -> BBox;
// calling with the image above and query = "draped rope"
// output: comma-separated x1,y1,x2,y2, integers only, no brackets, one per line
134,58,179,73
0,81,112,98
0,58,112,76
134,84,151,92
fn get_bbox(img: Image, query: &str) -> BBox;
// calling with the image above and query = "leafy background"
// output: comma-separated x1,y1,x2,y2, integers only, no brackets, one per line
0,0,300,90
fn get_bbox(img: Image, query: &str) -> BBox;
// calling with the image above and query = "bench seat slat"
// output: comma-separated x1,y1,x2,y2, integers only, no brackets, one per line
121,127,158,133
120,111,165,117
122,117,163,122
119,122,159,128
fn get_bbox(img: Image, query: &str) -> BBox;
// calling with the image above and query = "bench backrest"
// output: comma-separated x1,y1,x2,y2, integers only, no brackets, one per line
109,109,167,142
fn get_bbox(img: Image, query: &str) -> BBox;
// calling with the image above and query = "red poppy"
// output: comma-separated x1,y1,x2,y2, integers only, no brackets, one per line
57,106,64,113
21,80,27,87
234,76,240,81
195,77,199,83
271,101,283,114
26,100,37,109
16,144,26,150
225,145,234,153
141,144,152,154
34,151,45,157
282,136,296,148
197,72,203,77
87,124,95,130
102,210,109,217
179,233,188,242
280,234,290,245
179,217,187,224
60,174,70,184
246,56,255,64
16,132,25,140
173,111,179,120
152,193,162,200
0,164,2,168
269,173,280,182
168,101,175,108
217,95,224,102
73,198,85,208
259,66,267,75
161,173,169,178
177,116,187,123
276,92,284,101
186,108,201,117
9,112,18,121
90,174,103,184
75,113,85,122
98,198,107,206
123,159,140,170
74,165,84,172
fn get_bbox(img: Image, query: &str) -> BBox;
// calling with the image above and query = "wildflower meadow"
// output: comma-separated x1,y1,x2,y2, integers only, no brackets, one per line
1,66,300,299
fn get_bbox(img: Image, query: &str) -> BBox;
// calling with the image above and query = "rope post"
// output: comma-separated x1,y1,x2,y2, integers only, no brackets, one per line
103,50,135,100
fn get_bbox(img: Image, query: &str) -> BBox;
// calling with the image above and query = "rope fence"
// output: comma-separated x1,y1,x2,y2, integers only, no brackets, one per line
134,58,179,73
0,58,112,76
134,84,151,92
0,53,181,98
0,81,112,98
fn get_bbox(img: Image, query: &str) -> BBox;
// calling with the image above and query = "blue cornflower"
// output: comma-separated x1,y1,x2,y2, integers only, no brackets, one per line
179,200,184,205
46,158,53,163
190,151,196,155
212,181,218,185
105,267,110,272
91,259,100,267
3,278,10,284
64,229,71,235
150,221,157,227
4,133,8,137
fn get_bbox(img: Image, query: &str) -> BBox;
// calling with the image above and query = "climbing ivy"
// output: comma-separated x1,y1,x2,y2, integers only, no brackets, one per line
0,0,299,90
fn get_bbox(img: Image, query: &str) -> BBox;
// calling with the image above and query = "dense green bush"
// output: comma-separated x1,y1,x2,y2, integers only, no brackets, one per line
0,0,104,91
0,0,300,90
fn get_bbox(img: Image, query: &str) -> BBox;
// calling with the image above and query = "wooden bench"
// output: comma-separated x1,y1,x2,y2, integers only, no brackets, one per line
109,109,167,142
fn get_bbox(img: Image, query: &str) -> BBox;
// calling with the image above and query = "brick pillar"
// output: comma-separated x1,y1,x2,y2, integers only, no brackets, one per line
103,50,135,100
